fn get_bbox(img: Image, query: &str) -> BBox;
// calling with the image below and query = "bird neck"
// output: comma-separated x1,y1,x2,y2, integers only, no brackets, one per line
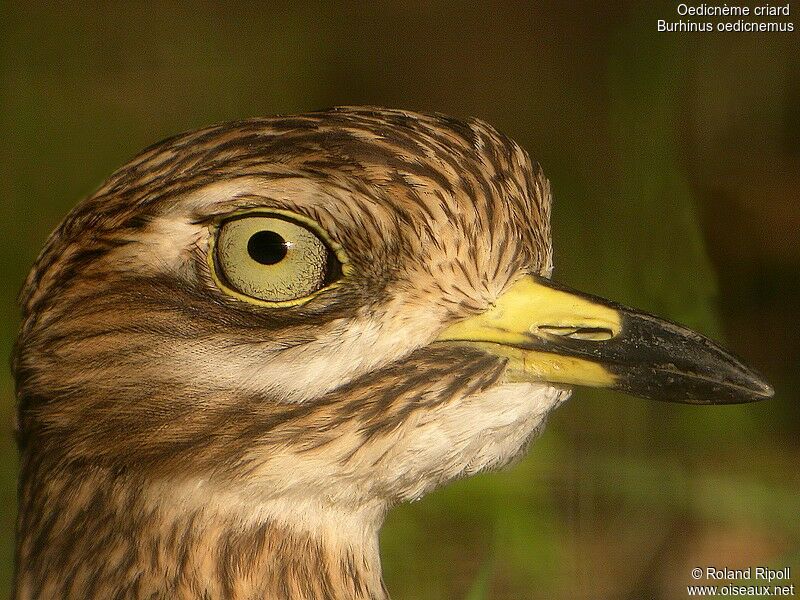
16,461,389,599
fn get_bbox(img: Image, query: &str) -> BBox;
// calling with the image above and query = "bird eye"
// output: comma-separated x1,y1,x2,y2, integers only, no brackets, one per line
211,213,343,305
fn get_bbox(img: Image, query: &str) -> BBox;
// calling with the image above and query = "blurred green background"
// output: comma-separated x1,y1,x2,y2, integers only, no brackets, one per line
1,2,798,599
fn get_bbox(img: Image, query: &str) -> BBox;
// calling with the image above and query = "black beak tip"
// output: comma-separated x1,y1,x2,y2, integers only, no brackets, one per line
719,355,775,402
708,365,775,404
745,373,775,400
618,360,775,405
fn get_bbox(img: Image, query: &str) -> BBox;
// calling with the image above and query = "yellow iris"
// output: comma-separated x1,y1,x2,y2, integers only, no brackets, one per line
210,212,345,306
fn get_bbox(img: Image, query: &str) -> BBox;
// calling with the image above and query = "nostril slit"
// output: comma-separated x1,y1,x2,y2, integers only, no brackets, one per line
537,325,615,341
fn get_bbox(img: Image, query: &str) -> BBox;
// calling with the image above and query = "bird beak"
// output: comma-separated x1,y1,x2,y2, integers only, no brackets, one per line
436,275,774,404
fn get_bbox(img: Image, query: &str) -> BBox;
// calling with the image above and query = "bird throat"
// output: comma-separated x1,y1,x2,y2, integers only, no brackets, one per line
15,461,388,599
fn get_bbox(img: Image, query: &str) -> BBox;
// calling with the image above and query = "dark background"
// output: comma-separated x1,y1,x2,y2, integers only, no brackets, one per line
1,2,798,598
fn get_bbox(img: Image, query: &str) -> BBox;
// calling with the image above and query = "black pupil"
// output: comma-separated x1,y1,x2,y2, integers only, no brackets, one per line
247,230,288,265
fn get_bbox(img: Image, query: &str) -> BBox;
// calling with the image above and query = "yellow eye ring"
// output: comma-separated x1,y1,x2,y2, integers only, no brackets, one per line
208,209,352,307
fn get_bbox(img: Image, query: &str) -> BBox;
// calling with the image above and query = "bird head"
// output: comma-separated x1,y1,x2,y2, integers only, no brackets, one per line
14,107,772,523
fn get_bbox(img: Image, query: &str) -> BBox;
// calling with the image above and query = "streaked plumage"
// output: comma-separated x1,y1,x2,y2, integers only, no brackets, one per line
12,107,771,599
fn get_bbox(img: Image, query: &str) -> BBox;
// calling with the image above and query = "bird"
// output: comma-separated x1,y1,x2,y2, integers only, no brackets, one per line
12,106,773,599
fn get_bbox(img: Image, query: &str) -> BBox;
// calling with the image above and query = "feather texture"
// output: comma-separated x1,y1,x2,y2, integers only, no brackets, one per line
13,107,564,599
